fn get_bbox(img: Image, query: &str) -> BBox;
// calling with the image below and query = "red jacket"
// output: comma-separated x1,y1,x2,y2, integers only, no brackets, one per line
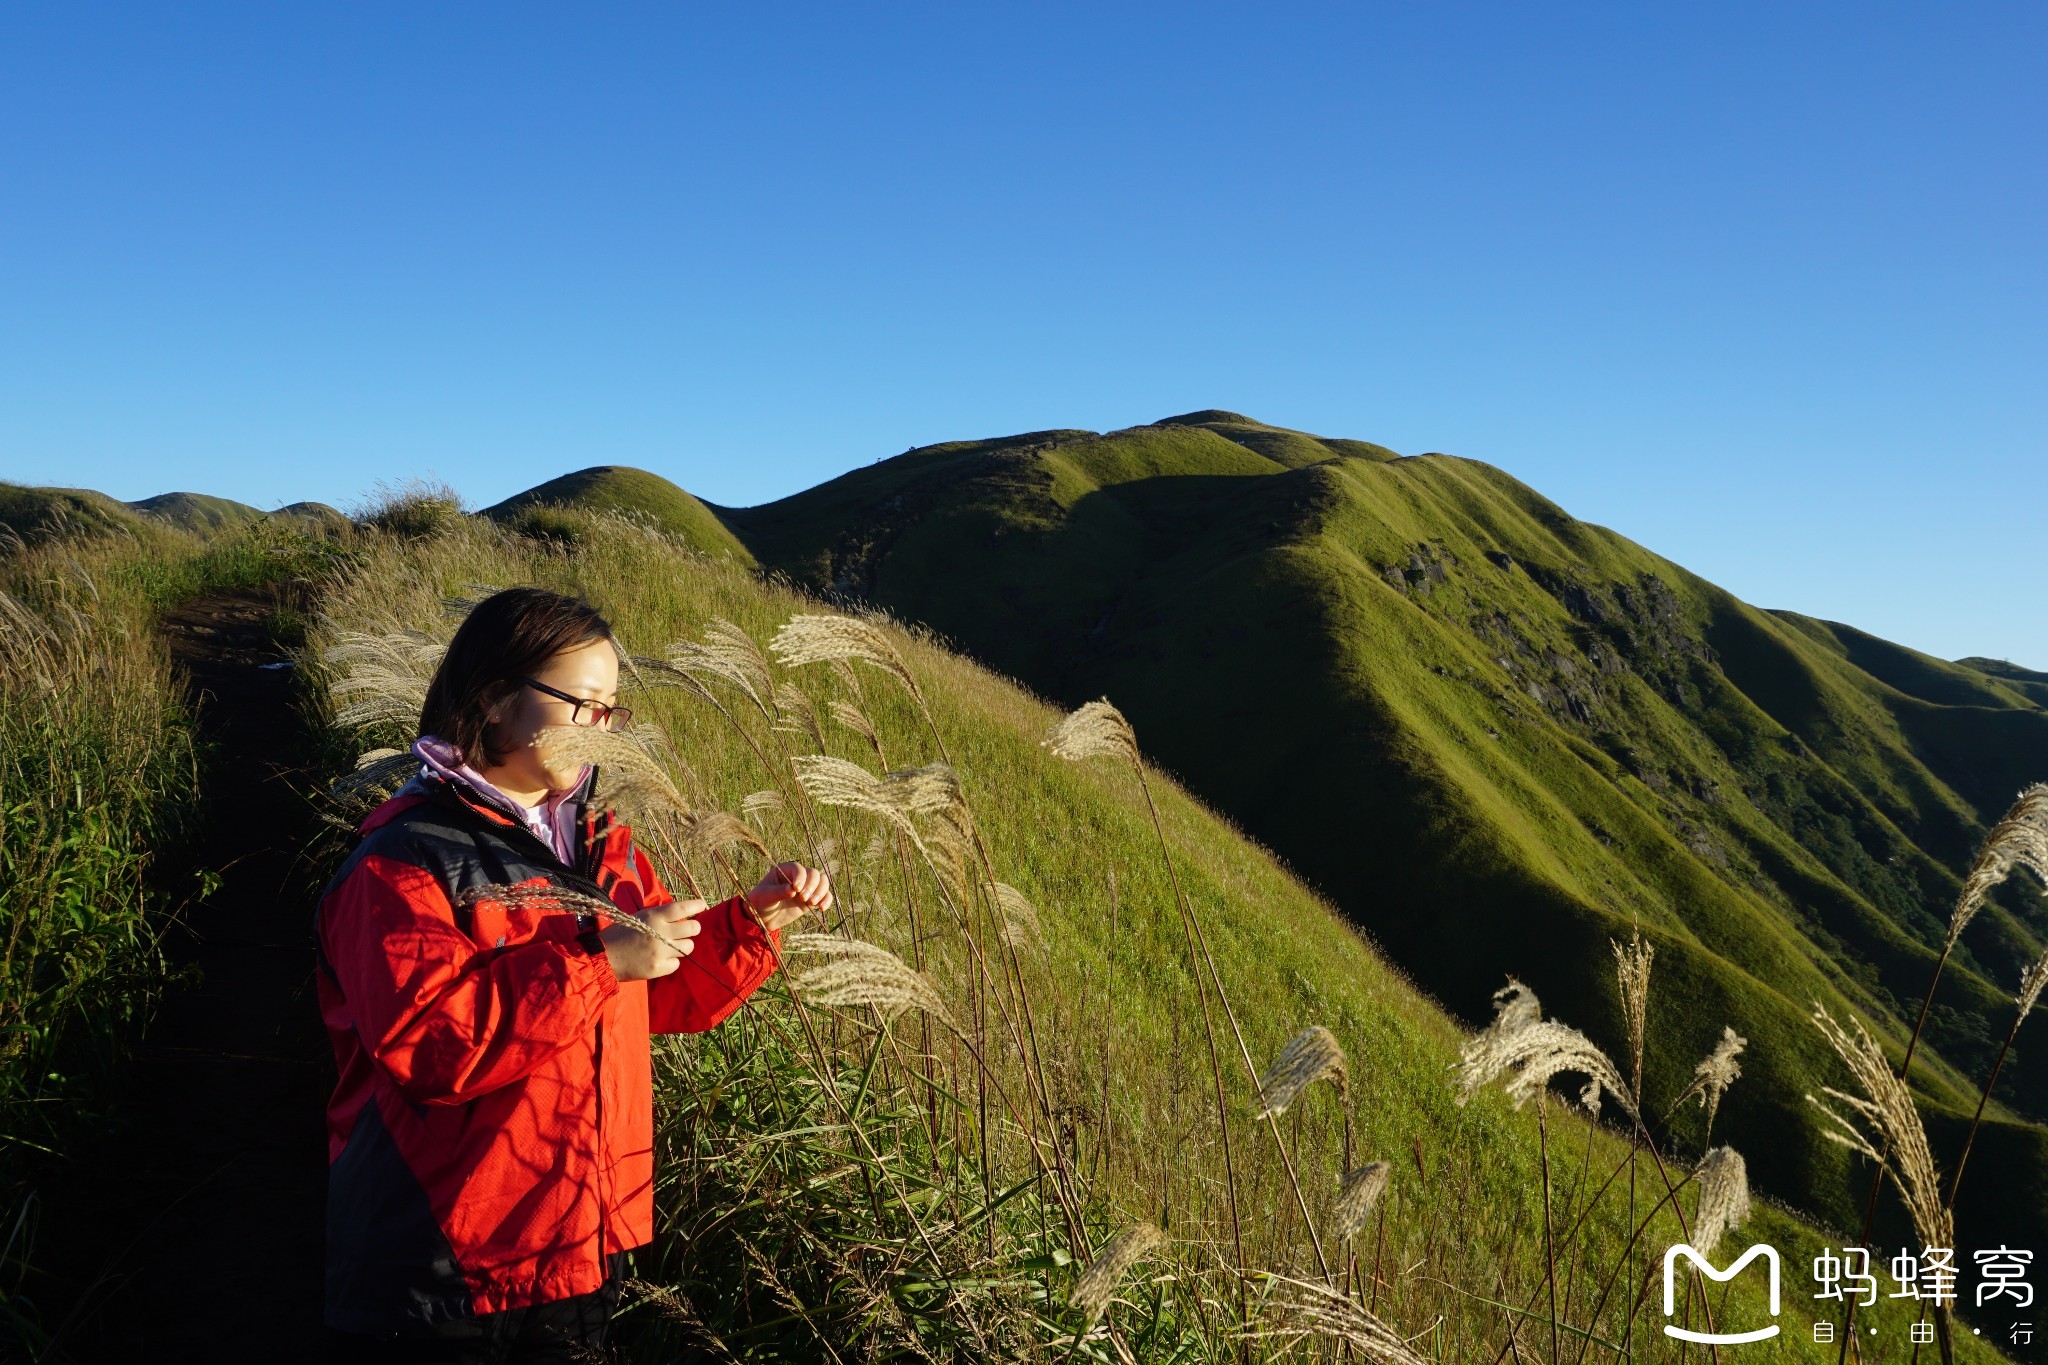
314,759,781,1332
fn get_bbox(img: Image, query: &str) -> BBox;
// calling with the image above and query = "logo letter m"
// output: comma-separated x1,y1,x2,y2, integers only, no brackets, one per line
1663,1243,1782,1343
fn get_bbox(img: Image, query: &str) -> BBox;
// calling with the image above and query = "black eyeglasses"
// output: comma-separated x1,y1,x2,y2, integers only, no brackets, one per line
521,677,633,732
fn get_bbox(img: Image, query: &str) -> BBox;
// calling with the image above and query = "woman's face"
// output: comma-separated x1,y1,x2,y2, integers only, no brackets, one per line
481,636,621,791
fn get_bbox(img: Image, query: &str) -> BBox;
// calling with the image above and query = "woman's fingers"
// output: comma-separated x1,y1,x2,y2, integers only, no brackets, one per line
783,862,832,905
745,860,835,914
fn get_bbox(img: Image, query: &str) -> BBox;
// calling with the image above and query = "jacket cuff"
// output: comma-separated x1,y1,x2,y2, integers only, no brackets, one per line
570,931,623,996
727,892,782,955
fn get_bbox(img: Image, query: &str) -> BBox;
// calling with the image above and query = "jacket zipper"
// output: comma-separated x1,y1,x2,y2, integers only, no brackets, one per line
576,800,609,1292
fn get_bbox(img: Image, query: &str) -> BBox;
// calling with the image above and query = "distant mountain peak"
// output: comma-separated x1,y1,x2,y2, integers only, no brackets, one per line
1156,409,1265,428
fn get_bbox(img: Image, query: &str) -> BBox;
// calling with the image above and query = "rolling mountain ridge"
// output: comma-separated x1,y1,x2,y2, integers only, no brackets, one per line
659,409,2048,1247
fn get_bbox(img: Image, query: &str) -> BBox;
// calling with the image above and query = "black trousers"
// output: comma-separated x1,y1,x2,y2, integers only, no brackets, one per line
324,1258,626,1365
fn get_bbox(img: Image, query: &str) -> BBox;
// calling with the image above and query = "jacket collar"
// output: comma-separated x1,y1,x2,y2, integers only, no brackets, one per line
407,734,596,830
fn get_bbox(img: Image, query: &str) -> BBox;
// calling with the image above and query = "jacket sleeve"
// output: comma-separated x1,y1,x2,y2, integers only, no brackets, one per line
636,847,783,1034
320,852,621,1105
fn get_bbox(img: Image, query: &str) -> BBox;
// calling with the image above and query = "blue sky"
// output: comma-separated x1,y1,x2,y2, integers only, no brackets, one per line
2,4,2041,665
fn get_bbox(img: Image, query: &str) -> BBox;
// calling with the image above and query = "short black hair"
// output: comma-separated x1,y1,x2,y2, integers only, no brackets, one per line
418,587,615,768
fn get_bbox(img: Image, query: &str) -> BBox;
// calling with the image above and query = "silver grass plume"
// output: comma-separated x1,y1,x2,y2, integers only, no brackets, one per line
626,653,717,707
771,680,826,750
2019,954,2048,1020
680,810,771,866
1043,698,1140,768
1254,1025,1349,1119
1255,1275,1434,1365
322,624,447,732
1691,1145,1751,1255
827,698,881,750
1456,978,1639,1122
454,881,688,950
740,790,785,826
790,755,970,881
784,933,957,1030
1487,977,1542,1035
858,828,891,867
665,618,774,714
791,755,910,832
0,592,59,692
1612,930,1654,1095
1068,1222,1167,1329
1451,978,1539,1080
990,882,1043,949
329,747,419,812
826,657,862,699
884,762,967,819
1686,1025,1748,1132
1804,1001,1954,1251
768,613,923,705
1946,784,2048,951
1330,1161,1391,1241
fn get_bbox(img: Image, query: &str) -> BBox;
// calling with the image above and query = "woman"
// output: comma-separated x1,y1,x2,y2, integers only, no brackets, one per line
317,587,829,1362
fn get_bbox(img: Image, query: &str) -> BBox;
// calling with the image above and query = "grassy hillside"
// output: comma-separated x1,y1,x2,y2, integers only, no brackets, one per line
2,482,342,541
126,491,268,534
1,484,152,540
480,464,756,565
527,411,2048,1259
1960,656,2048,708
301,505,2020,1359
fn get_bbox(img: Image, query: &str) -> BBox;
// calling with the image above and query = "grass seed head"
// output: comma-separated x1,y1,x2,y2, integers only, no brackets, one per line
826,698,880,749
1804,1000,1953,1250
1692,1145,1751,1254
1331,1161,1391,1241
1612,930,1654,1088
786,933,957,1031
769,612,923,702
1069,1221,1167,1328
1043,698,1140,768
2019,953,2048,1020
1255,1025,1350,1119
1255,1274,1435,1364
1690,1025,1747,1131
1948,783,2048,950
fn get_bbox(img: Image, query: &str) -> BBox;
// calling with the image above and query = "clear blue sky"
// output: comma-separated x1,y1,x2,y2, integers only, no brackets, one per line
2,4,2041,665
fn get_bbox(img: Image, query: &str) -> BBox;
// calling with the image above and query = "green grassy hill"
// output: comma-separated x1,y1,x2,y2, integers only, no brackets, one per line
1960,656,2048,707
510,411,2048,1254
480,464,756,565
127,491,268,533
1,483,154,540
2,483,341,540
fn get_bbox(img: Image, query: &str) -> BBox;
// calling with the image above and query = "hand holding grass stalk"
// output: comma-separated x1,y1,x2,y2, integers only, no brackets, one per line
605,860,832,978
744,859,834,931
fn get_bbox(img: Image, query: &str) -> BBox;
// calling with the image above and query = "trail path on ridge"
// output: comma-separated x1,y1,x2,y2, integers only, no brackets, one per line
37,588,327,1361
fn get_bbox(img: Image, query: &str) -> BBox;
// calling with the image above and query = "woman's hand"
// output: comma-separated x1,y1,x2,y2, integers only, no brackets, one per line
600,899,705,981
747,861,833,932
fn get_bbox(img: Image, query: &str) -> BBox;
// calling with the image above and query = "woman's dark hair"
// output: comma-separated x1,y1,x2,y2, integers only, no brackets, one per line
419,587,615,767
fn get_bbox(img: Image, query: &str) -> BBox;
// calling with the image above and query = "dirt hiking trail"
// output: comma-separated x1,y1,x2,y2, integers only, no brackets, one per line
36,588,328,1361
